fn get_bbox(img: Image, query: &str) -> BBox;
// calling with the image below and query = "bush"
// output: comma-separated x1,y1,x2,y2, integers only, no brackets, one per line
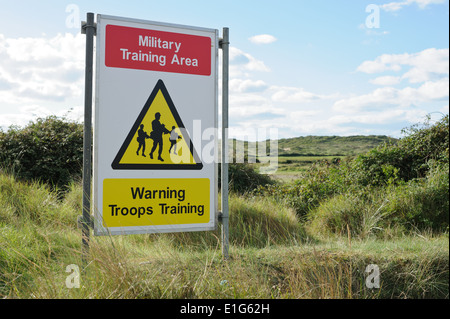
350,115,449,187
220,163,275,194
255,161,340,218
384,162,449,231
0,116,83,188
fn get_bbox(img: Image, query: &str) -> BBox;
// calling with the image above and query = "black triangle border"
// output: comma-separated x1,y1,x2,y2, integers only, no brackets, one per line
111,79,203,170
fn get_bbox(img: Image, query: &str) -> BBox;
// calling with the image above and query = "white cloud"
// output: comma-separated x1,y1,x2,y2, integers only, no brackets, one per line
230,79,268,93
226,45,448,139
248,34,277,45
229,47,270,75
381,1,409,11
381,0,446,11
230,46,449,139
330,56,448,135
0,105,47,129
417,77,450,100
439,105,449,113
270,86,324,103
401,48,449,83
230,93,271,109
0,32,85,130
228,92,285,127
0,32,84,105
357,53,408,73
329,108,408,125
0,105,83,131
333,77,449,112
357,48,449,83
370,76,402,86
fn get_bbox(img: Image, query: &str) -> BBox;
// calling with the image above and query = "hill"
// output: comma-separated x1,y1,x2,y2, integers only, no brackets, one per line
276,135,396,157
231,135,395,158
228,135,397,177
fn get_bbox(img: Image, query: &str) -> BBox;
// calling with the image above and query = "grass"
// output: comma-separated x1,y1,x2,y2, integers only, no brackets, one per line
0,171,448,299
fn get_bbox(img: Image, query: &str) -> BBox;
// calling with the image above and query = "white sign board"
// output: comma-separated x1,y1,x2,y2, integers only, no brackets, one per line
93,14,218,236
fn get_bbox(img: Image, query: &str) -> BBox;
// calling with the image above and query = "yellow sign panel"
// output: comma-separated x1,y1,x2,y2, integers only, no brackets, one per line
102,178,210,227
112,80,202,170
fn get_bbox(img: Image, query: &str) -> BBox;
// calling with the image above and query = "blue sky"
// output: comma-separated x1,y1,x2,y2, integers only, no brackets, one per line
0,0,448,139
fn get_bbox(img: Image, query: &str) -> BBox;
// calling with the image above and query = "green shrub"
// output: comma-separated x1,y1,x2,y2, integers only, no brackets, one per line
350,115,449,187
400,114,449,165
384,163,449,231
350,146,407,187
220,163,275,194
0,116,83,188
255,161,339,218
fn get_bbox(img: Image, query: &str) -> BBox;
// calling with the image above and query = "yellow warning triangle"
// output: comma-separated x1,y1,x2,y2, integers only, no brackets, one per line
111,80,203,170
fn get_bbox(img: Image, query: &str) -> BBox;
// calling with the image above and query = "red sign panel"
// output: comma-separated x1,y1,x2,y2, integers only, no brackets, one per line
105,25,211,76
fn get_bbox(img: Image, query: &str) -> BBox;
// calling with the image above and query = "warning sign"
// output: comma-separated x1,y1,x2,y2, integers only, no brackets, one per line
93,14,217,236
111,80,202,170
102,178,210,227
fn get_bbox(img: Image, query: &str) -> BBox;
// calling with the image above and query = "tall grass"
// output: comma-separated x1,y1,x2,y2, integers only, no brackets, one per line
0,170,448,299
143,193,306,250
307,162,449,239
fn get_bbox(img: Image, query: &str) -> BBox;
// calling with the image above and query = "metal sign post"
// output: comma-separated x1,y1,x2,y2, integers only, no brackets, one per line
79,12,96,259
220,28,230,260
